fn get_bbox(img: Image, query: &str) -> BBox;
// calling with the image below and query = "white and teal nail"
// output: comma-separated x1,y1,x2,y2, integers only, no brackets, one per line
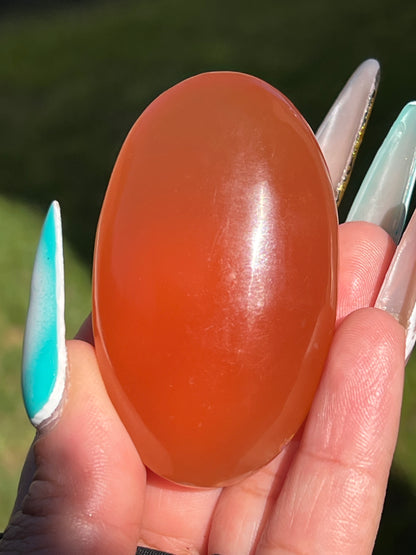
22,201,67,427
346,102,416,243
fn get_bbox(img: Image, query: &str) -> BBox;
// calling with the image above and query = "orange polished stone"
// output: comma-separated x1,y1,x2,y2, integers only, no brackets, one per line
92,72,338,487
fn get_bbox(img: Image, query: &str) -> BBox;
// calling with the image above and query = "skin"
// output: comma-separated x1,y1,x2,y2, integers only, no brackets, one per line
0,221,405,555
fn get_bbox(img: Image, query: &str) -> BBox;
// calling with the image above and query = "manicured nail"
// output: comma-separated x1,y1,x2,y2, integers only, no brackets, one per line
346,102,416,243
316,59,380,205
375,207,416,360
22,201,67,427
347,102,416,243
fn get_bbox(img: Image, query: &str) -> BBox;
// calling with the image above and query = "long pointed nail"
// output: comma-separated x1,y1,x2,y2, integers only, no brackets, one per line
316,59,380,205
346,102,416,243
22,201,67,427
375,207,416,360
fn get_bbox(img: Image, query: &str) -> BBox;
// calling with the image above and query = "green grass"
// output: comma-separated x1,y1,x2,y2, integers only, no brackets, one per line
0,0,415,263
0,0,415,549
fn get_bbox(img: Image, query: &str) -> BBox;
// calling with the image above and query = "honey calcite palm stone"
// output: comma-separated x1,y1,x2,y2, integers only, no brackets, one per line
92,72,338,487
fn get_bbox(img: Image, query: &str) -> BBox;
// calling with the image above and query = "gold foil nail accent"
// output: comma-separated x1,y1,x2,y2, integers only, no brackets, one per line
336,76,379,205
316,59,380,205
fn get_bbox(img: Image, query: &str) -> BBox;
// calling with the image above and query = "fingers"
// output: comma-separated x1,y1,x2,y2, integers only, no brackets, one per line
258,108,415,552
3,340,146,555
206,216,400,555
337,222,396,324
137,472,221,554
208,218,400,555
1,204,146,554
341,100,416,356
256,307,405,554
207,437,300,555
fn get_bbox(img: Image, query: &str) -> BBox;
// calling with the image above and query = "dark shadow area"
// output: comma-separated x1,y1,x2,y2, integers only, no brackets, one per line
0,0,99,16
375,466,416,554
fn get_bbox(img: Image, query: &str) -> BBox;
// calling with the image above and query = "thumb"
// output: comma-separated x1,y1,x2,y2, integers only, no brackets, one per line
1,204,145,554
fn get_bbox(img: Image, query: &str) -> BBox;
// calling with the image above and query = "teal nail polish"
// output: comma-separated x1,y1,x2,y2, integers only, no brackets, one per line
22,201,66,427
346,102,416,243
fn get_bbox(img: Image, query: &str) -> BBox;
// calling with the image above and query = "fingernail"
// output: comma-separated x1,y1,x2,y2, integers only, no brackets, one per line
346,102,416,243
22,201,67,427
375,207,416,360
316,59,380,204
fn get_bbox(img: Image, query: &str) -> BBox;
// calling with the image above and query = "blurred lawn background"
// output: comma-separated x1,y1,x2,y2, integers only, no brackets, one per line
0,0,415,551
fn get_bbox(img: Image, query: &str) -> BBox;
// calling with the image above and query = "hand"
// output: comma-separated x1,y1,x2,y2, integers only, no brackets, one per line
0,220,404,555
1,61,414,554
